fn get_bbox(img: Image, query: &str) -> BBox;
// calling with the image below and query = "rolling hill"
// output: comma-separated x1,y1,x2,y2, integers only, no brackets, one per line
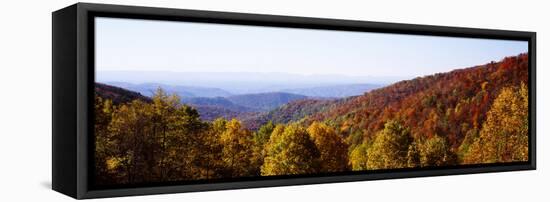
307,53,529,149
241,98,341,130
95,83,151,104
226,92,308,112
96,83,314,122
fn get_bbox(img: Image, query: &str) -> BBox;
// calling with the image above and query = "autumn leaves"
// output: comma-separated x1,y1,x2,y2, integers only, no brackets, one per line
261,122,349,176
94,83,530,186
94,54,530,186
462,84,529,163
94,90,351,185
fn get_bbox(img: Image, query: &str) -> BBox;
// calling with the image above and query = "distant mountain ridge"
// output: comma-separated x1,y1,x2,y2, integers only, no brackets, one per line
226,92,308,111
96,83,317,122
106,82,233,98
98,71,400,94
181,96,255,113
107,81,381,98
280,83,381,97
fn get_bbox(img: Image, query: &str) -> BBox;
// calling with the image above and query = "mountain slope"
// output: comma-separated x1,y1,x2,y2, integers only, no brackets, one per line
191,105,258,122
226,92,307,111
308,54,529,149
241,98,340,130
95,83,151,104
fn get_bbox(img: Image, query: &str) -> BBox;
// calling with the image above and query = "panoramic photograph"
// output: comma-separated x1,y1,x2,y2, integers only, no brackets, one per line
93,17,529,186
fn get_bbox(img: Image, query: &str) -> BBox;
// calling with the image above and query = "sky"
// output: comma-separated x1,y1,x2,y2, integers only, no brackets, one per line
95,17,528,78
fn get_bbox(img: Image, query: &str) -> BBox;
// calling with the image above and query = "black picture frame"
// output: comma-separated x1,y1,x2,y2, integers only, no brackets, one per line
52,2,536,199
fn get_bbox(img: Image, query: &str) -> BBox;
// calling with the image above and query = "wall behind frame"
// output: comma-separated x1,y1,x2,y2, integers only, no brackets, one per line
0,0,548,201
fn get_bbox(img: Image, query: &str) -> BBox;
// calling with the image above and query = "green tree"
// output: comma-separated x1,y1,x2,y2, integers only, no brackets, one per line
254,121,275,146
457,127,478,163
250,121,276,175
164,103,208,181
307,122,349,172
261,124,320,176
367,120,411,170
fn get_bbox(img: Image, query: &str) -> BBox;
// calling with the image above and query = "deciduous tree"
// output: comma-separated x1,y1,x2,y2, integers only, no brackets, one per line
261,124,320,175
349,143,369,171
220,119,255,177
308,122,349,172
464,84,529,163
367,120,411,170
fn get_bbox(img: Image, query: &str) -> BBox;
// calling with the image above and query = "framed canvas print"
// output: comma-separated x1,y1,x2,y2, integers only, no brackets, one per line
52,3,536,199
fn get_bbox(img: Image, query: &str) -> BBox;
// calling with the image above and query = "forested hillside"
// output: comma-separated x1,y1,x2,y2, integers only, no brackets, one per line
241,98,341,130
94,54,529,186
95,83,151,104
310,54,528,149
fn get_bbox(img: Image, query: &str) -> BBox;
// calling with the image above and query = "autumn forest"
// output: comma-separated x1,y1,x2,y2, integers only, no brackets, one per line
94,54,529,186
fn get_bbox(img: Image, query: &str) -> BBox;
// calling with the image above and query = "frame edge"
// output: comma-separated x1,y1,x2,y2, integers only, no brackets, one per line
63,2,537,199
52,3,79,199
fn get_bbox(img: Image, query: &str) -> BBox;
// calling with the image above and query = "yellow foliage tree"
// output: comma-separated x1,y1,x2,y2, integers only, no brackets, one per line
199,118,227,179
94,95,116,184
349,143,369,171
107,99,154,183
307,122,349,172
463,83,529,163
367,120,411,170
100,88,210,183
220,119,255,177
261,124,320,176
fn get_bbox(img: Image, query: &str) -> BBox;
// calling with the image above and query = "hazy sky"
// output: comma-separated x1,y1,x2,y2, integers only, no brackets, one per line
95,17,527,78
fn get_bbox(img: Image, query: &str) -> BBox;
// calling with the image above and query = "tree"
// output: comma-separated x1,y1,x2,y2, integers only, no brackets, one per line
100,88,211,184
406,142,420,168
220,119,255,178
163,102,208,181
419,135,455,167
367,120,411,170
152,88,181,181
307,122,349,172
94,95,116,184
254,121,275,146
107,99,155,183
198,118,228,179
261,124,320,176
250,121,276,175
349,143,369,171
457,127,479,163
463,84,529,163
